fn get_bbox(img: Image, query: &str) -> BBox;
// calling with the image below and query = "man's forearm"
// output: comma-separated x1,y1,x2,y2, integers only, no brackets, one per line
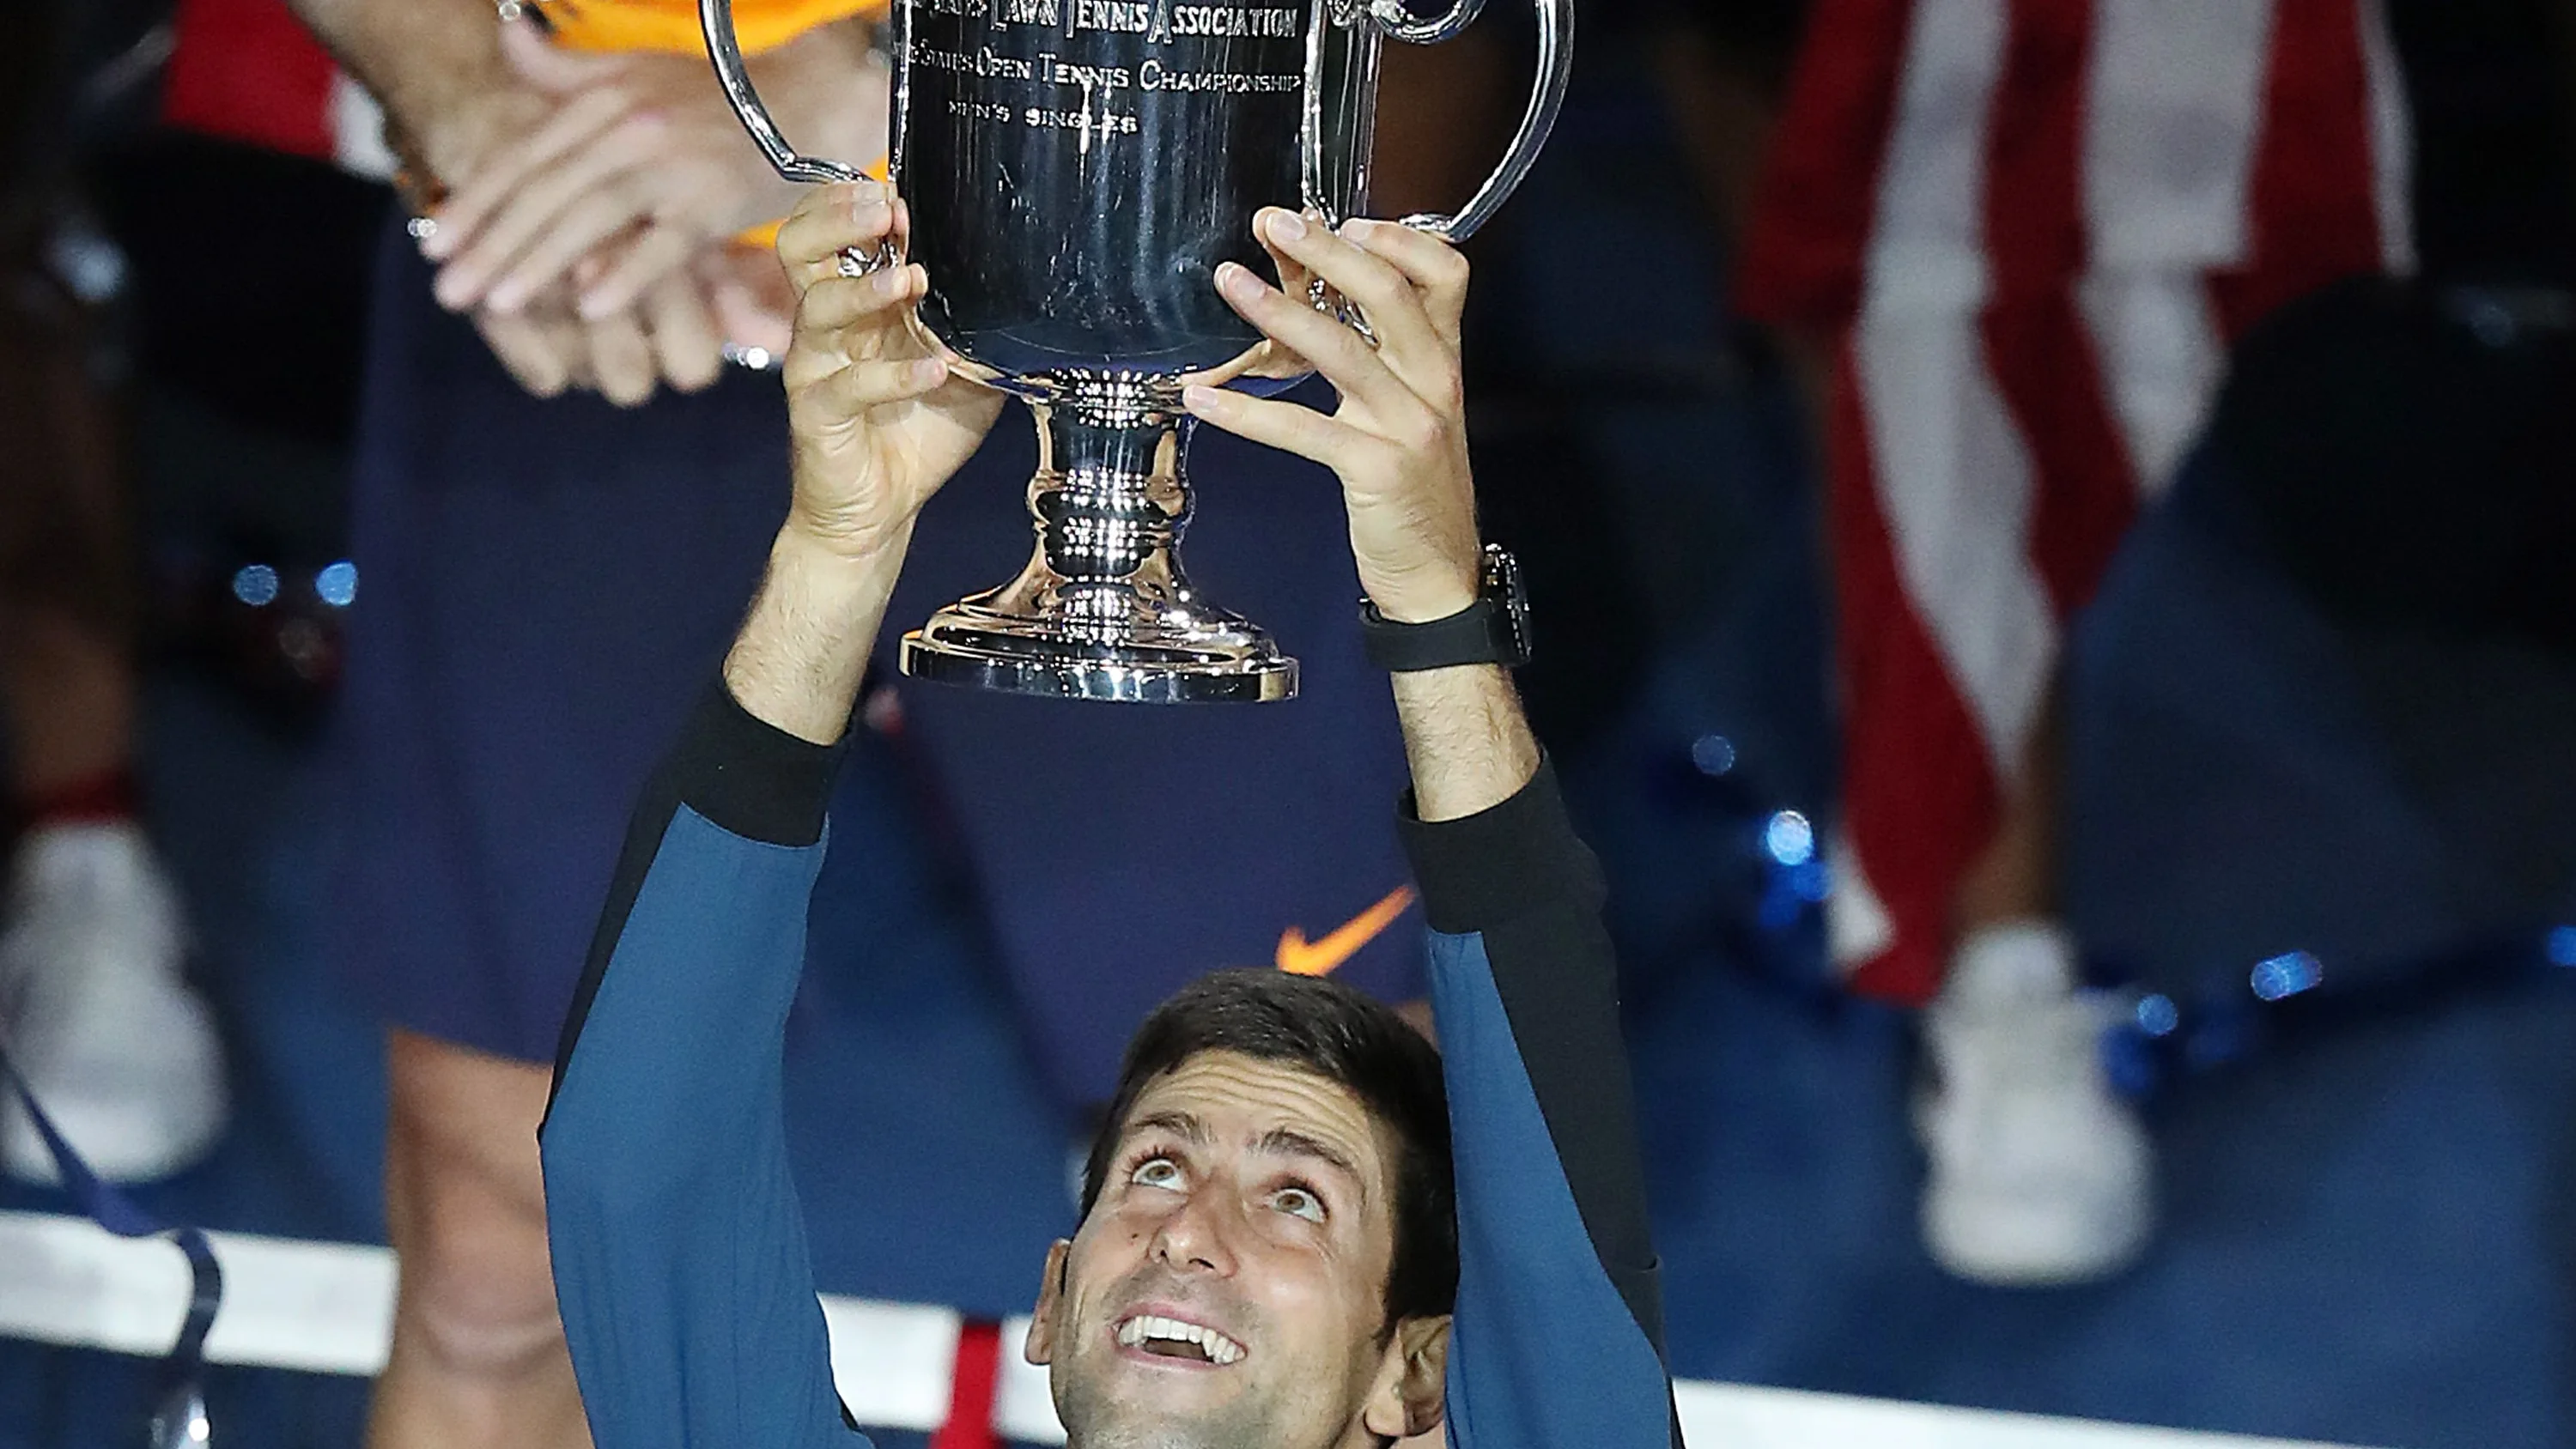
720,525,908,745
299,0,881,209
1390,664,1542,823
287,0,511,180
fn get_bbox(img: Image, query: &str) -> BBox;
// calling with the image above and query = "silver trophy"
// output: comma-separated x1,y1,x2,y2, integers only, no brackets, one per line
703,0,1570,702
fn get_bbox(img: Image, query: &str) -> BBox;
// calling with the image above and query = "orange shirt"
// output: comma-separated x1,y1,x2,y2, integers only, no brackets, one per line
540,0,884,56
537,0,893,241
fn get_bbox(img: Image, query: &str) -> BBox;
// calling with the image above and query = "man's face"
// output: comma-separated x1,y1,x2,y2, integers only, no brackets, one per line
1026,1050,1440,1449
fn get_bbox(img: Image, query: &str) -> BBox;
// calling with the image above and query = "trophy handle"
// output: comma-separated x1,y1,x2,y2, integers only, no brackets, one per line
1374,0,1572,242
698,0,869,185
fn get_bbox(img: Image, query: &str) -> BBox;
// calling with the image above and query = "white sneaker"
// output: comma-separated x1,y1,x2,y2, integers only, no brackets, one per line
0,822,228,1184
1917,921,2152,1286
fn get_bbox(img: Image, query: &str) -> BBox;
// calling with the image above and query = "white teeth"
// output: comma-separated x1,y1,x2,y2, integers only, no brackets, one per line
1117,1314,1245,1364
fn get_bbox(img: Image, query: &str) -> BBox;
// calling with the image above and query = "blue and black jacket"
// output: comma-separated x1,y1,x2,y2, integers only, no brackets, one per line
540,683,1680,1447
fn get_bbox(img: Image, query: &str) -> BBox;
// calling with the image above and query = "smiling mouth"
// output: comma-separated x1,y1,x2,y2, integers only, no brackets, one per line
1115,1313,1247,1367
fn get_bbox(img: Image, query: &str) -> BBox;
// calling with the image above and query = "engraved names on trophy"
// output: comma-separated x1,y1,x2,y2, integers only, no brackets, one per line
907,0,1305,142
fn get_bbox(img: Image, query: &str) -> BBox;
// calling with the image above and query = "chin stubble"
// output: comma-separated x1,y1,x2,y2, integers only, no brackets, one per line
1057,1344,1295,1449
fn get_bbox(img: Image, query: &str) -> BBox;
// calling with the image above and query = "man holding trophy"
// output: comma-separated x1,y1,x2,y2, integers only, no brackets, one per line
539,156,1674,1444
701,0,1566,700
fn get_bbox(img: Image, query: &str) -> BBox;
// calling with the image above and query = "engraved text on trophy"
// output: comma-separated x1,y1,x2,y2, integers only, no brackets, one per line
898,0,1309,375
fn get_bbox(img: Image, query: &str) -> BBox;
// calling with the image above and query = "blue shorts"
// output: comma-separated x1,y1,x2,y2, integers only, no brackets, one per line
331,225,1419,1084
327,230,792,1062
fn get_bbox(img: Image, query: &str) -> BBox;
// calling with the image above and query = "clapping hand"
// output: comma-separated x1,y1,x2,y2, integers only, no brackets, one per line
471,261,744,404
423,19,822,323
410,15,816,403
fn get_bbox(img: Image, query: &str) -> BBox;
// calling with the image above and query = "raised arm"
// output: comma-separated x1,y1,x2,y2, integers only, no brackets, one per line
540,682,856,1449
1397,760,1679,1449
1184,215,1679,1447
538,185,1002,1448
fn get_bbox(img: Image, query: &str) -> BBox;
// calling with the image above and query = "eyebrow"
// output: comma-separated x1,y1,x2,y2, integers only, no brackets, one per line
1254,1128,1367,1198
1127,1110,1212,1148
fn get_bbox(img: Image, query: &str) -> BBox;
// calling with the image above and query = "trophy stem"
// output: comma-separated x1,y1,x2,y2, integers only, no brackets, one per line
899,373,1299,704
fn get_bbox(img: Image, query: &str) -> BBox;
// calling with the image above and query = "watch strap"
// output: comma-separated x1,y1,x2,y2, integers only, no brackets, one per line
1358,545,1530,672
1361,597,1506,671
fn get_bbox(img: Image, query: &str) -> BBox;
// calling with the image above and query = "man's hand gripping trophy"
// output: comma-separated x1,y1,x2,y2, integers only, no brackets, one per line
769,180,1487,634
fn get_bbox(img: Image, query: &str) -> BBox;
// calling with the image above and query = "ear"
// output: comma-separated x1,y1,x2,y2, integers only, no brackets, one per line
1023,1240,1073,1365
1359,1315,1450,1441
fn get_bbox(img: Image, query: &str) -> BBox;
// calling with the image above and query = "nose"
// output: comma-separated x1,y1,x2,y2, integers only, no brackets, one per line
1148,1181,1240,1277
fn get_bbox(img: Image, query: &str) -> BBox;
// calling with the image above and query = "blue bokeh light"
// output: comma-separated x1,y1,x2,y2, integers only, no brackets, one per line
1788,858,1831,902
2548,927,2576,967
1689,733,1737,777
231,564,281,608
316,561,359,607
2251,950,2324,1002
1764,810,1815,868
2135,993,2181,1037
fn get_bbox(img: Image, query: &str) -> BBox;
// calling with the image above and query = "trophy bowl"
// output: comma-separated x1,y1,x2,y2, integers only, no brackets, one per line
704,0,1569,702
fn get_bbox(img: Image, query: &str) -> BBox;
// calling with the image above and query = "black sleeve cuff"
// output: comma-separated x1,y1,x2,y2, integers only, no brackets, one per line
1396,757,1606,937
664,680,850,847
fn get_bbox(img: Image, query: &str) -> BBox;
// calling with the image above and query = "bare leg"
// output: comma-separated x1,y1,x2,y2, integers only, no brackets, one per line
1951,685,2063,938
0,610,134,802
1919,682,2150,1287
0,232,134,807
368,1028,592,1449
0,215,226,1185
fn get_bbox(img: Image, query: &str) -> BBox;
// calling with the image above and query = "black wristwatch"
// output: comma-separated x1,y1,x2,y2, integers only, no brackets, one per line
1358,543,1532,672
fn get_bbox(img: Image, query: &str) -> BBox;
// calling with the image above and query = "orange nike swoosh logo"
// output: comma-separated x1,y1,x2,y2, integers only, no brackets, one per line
1276,886,1417,977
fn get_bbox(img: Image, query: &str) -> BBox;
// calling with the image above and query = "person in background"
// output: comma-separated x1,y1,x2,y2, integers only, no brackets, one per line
275,2,875,1446
0,0,228,1186
1735,0,2409,1284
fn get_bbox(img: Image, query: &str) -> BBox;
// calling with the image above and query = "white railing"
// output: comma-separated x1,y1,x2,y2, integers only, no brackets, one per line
0,1210,2370,1448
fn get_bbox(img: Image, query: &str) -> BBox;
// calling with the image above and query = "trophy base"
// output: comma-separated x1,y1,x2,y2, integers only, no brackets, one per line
897,373,1301,705
902,598,1298,704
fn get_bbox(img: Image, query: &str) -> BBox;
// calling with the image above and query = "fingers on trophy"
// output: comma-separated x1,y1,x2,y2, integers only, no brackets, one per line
702,0,1569,702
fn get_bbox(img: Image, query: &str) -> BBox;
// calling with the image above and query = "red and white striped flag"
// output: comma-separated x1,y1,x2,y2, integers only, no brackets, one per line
1739,0,2415,1004
161,0,398,177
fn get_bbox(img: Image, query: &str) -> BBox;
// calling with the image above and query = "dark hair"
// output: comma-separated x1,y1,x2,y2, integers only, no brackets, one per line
1079,970,1457,1331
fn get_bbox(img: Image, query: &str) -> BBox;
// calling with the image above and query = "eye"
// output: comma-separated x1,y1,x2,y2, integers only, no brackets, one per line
1129,1155,1184,1191
1270,1185,1326,1223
